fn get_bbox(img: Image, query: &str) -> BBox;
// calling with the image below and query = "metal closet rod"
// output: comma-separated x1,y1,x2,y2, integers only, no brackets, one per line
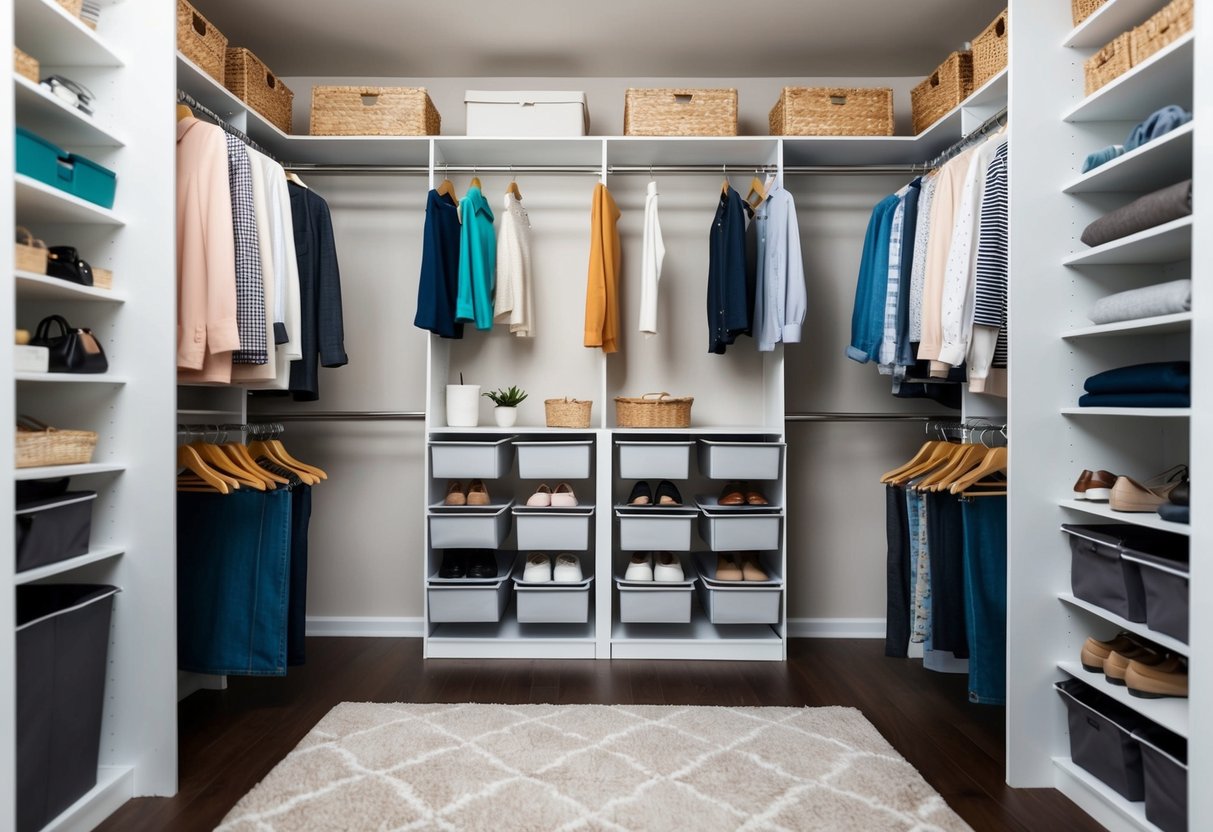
177,89,277,161
919,106,1009,171
249,410,956,423
279,163,910,175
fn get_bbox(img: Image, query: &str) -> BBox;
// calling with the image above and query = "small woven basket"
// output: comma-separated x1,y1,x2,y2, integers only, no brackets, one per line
15,227,48,275
545,398,593,429
14,46,39,83
177,0,227,85
1085,32,1133,96
624,88,737,136
614,393,693,429
972,9,1009,90
769,87,893,136
16,417,98,468
1072,0,1108,27
1131,0,1192,66
911,51,973,134
55,0,83,17
310,86,440,136
225,47,293,133
92,267,112,290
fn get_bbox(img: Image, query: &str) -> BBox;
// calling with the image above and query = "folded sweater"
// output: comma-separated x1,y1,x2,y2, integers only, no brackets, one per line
1079,392,1190,408
1081,180,1191,248
1084,361,1190,395
1089,279,1191,324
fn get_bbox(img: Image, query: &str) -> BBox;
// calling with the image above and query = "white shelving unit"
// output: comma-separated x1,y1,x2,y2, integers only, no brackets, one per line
1009,0,1203,829
6,2,177,831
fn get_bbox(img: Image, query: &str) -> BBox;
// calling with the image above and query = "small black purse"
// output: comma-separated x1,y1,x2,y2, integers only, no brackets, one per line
29,315,108,374
45,247,94,287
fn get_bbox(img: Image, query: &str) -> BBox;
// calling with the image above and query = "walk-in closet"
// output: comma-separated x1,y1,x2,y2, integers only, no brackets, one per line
2,0,1206,830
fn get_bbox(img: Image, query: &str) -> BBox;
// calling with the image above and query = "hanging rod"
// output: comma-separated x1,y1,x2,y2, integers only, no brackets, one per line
781,165,917,175
177,89,277,161
283,165,431,174
248,411,426,422
607,165,778,174
919,106,1008,171
784,412,952,422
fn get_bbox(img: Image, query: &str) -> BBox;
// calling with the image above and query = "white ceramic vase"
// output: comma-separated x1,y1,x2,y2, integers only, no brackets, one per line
445,384,481,427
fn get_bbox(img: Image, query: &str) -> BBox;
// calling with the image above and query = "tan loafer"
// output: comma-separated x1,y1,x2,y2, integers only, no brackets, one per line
1080,632,1138,672
740,552,768,581
1104,646,1166,685
715,553,743,581
444,480,466,506
1125,656,1188,699
466,479,491,506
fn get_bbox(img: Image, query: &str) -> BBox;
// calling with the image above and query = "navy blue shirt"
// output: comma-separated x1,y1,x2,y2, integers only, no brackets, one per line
288,183,348,402
414,189,464,339
707,187,752,354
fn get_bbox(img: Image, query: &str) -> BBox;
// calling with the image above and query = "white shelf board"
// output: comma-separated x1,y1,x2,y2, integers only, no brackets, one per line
15,462,125,480
39,765,134,832
13,0,124,67
15,175,124,226
436,136,603,167
1060,407,1190,417
177,409,244,416
610,616,783,660
1059,499,1190,535
15,270,124,302
427,615,596,658
1053,758,1162,832
16,372,126,384
1062,123,1193,194
1064,34,1194,123
15,546,125,585
1062,217,1192,266
1058,661,1188,736
1059,593,1188,657
607,136,779,167
1063,0,1174,48
781,69,1008,166
14,75,126,148
1061,313,1191,339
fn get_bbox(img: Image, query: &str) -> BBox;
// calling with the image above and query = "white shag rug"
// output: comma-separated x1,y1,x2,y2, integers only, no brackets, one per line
217,702,973,832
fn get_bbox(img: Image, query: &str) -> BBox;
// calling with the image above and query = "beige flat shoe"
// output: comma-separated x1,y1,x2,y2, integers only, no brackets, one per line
1110,465,1188,512
466,479,491,506
1080,633,1138,672
715,553,743,581
551,482,578,507
740,552,768,581
1125,655,1188,699
1104,646,1165,685
444,480,466,506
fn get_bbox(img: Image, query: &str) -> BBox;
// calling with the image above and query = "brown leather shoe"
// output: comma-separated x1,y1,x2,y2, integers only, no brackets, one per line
444,480,466,506
719,481,745,506
1104,646,1166,685
1080,633,1138,672
1081,470,1116,501
466,479,491,506
1125,655,1188,699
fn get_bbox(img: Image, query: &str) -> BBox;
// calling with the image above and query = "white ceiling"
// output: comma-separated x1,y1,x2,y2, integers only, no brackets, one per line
198,0,1007,78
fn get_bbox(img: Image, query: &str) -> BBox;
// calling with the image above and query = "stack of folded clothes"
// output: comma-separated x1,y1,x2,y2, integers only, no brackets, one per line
1081,179,1192,248
1079,361,1190,408
1082,105,1192,173
1088,278,1191,325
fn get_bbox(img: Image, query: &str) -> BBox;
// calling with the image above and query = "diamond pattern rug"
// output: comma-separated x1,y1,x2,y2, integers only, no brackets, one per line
216,702,973,831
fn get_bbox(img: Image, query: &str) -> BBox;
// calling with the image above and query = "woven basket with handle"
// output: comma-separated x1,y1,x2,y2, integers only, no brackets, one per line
14,46,39,83
311,86,440,136
769,87,893,136
545,398,593,429
1131,0,1192,66
1085,32,1132,95
177,0,227,84
971,9,1008,91
16,417,98,468
615,393,693,429
15,227,48,275
911,51,973,134
225,47,293,133
624,88,737,136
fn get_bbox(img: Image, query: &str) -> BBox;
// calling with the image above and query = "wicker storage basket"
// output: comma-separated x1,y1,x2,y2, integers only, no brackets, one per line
769,87,893,136
624,88,737,137
1072,0,1108,27
972,9,1009,90
1085,32,1133,95
545,398,593,429
911,51,973,134
1131,0,1192,66
615,393,693,429
177,0,227,85
225,48,293,134
92,267,112,290
15,227,48,275
16,418,98,468
14,46,39,83
55,0,83,17
311,86,440,136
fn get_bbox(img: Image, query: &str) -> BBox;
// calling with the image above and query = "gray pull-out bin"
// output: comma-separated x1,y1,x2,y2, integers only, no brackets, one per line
1132,727,1188,832
698,509,782,551
1060,524,1187,624
430,436,516,479
427,554,515,623
616,440,694,480
16,491,96,573
616,555,697,623
696,439,784,480
429,502,513,548
694,553,782,624
1121,550,1189,644
513,506,594,551
1055,678,1149,802
514,439,593,480
513,575,594,623
616,507,697,551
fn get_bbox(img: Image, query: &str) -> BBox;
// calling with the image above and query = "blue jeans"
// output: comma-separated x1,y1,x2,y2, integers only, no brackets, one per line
178,489,292,676
962,496,1007,705
288,485,312,666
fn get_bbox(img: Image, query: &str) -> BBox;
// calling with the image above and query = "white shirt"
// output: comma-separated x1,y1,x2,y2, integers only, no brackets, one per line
639,180,665,335
493,192,533,336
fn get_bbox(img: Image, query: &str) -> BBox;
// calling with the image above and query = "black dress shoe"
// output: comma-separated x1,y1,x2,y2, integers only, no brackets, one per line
626,481,653,506
438,551,466,578
466,550,498,579
655,480,682,506
1170,479,1189,506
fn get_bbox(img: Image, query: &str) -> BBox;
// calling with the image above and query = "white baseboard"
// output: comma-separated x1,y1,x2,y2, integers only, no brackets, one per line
787,618,886,639
306,616,425,638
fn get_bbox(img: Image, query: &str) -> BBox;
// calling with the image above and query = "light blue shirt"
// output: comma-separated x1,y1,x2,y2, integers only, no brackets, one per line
455,186,496,330
753,185,807,352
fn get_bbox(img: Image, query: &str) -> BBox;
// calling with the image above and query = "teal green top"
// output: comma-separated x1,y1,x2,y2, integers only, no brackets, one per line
455,186,496,330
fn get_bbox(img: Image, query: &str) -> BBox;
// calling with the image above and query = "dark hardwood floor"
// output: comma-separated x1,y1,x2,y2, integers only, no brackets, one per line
98,638,1099,831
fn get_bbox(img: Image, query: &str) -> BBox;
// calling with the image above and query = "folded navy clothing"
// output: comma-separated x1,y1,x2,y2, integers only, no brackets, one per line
1084,361,1189,394
1125,105,1192,151
1157,503,1189,524
1079,392,1190,408
1081,180,1192,247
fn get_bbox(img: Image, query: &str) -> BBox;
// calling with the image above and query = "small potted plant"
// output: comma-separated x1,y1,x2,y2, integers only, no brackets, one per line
483,385,528,427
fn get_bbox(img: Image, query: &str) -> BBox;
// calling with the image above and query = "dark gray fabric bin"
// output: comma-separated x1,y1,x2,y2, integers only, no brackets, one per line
1133,727,1188,832
17,584,119,832
15,491,96,573
1055,678,1148,801
1060,524,1183,622
1121,549,1189,644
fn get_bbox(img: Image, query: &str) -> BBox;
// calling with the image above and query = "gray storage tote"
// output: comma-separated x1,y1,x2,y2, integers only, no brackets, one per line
1133,727,1188,832
1121,549,1189,644
1055,678,1148,801
513,575,594,623
429,502,513,548
616,440,693,480
430,436,516,479
513,506,594,551
696,439,784,480
616,507,697,551
514,439,593,480
698,509,782,551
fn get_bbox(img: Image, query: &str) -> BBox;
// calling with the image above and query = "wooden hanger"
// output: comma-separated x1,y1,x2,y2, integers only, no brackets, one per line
506,176,522,201
269,437,327,481
436,174,458,202
881,440,944,483
190,441,268,490
720,165,730,196
745,171,767,209
950,446,1008,495
916,443,986,492
890,441,959,486
176,103,194,122
285,171,308,189
223,442,289,486
176,445,231,494
249,439,324,485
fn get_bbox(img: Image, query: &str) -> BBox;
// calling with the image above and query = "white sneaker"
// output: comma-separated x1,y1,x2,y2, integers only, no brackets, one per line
653,552,684,582
552,553,582,582
523,552,551,582
624,552,653,581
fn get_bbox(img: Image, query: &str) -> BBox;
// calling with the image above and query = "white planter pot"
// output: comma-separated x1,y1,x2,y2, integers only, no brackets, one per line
446,385,481,427
494,406,519,427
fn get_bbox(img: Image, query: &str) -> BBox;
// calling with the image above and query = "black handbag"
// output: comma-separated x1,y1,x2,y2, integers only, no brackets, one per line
45,247,94,287
29,315,108,374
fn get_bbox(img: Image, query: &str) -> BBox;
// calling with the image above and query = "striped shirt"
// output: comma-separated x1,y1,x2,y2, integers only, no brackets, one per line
974,141,1009,335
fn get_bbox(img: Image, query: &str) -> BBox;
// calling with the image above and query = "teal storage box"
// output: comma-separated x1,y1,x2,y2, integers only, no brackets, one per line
15,128,66,188
14,128,117,209
66,153,117,209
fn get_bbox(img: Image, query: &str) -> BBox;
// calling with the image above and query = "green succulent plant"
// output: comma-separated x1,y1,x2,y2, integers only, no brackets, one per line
482,385,528,407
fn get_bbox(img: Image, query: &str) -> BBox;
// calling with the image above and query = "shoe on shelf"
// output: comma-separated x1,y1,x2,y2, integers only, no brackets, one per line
444,480,466,506
740,552,769,581
467,479,491,507
553,553,583,582
718,481,745,506
655,480,682,506
1072,469,1117,502
1125,655,1188,699
527,483,552,507
715,553,743,581
1104,645,1166,685
654,552,684,582
1110,464,1188,512
744,484,769,506
466,550,498,579
625,552,653,581
1080,632,1139,672
551,482,578,507
627,481,653,506
523,552,551,582
1169,478,1189,506
438,551,466,578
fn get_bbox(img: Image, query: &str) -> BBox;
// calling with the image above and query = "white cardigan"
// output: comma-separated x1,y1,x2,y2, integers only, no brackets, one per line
639,181,665,334
494,192,534,336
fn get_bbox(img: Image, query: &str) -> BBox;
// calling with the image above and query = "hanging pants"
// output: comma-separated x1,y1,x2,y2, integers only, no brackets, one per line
926,492,969,659
288,484,312,666
884,484,911,657
961,496,1008,704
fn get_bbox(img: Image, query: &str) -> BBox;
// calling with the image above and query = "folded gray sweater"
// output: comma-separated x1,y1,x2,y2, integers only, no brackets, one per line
1081,179,1192,247
1089,279,1191,324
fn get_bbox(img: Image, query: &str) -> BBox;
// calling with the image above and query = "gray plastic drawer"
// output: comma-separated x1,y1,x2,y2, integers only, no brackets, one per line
428,503,513,549
513,506,594,551
696,439,784,480
427,575,512,623
695,554,783,624
616,583,694,623
615,508,697,551
514,439,593,480
616,440,693,480
698,510,783,551
430,436,515,479
513,576,594,623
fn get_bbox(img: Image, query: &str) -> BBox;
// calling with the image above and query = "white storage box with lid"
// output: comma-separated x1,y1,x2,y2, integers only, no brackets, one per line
697,439,785,480
514,439,593,479
616,440,694,480
513,573,594,624
428,502,513,548
465,90,589,137
694,553,782,624
513,506,594,551
615,508,698,551
430,435,516,479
